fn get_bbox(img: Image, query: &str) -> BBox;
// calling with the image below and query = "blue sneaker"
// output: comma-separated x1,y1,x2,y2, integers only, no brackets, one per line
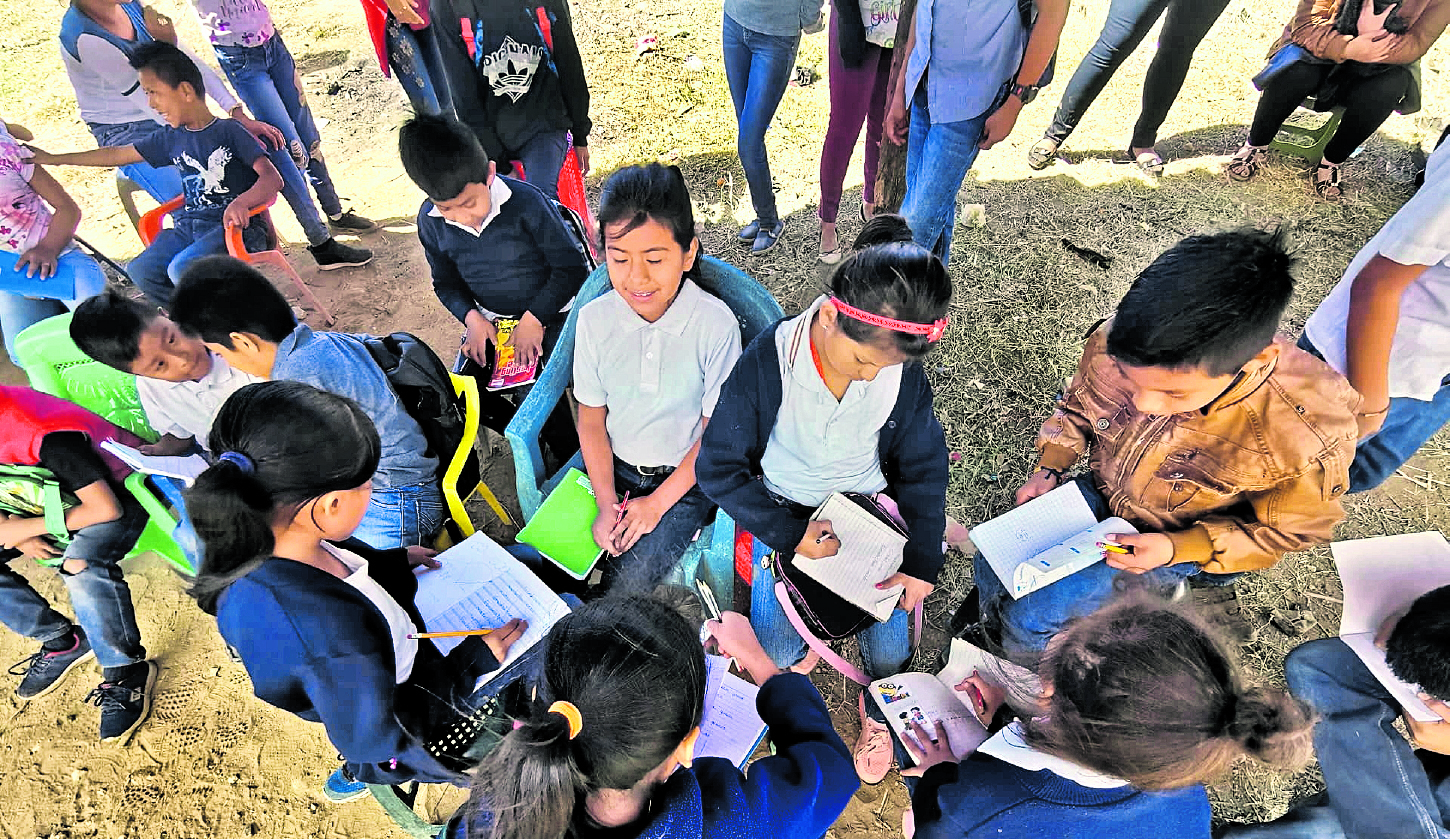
324,766,370,803
752,221,785,254
736,220,761,245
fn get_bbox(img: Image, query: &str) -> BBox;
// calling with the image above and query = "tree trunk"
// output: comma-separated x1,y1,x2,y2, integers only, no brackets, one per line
873,0,918,214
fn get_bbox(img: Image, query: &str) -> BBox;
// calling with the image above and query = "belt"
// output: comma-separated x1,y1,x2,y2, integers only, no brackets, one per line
616,457,675,477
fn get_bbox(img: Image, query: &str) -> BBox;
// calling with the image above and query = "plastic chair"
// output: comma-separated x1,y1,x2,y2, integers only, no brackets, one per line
115,171,147,232
1270,97,1348,161
504,256,784,606
139,196,336,325
435,372,514,548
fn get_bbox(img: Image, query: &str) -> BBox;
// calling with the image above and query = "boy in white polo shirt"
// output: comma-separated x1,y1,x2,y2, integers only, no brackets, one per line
574,164,742,595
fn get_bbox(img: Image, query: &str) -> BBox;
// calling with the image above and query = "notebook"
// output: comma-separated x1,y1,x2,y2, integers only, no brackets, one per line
968,481,1138,599
1332,532,1450,723
696,655,769,768
516,468,606,580
790,493,908,622
100,440,209,487
486,319,540,391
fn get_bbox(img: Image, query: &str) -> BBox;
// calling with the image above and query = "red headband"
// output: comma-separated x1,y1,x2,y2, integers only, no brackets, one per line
829,297,949,343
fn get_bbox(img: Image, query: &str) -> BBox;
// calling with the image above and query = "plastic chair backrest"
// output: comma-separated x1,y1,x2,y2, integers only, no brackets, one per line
138,195,185,247
13,313,158,442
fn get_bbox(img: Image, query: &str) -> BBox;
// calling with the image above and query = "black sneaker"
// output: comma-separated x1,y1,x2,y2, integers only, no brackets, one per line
9,628,94,700
327,210,377,233
307,238,373,270
86,660,158,744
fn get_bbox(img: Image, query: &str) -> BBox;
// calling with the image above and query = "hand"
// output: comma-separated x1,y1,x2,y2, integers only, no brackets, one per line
0,516,36,550
878,572,934,613
1342,32,1401,64
508,313,545,368
794,519,840,559
900,719,956,777
954,670,1007,723
1376,609,1408,649
461,316,499,366
1407,694,1450,754
978,97,1023,150
1358,0,1395,36
1103,531,1175,573
574,145,590,176
610,493,665,553
705,610,767,662
23,145,56,165
483,617,528,662
234,113,285,151
12,535,60,561
1015,468,1061,506
15,242,63,279
406,545,441,572
591,508,622,556
382,0,425,26
1356,400,1390,440
885,91,910,145
139,434,196,457
222,199,251,230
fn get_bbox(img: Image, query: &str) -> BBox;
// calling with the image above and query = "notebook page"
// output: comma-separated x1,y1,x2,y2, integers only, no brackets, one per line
100,440,209,486
969,481,1099,588
696,655,767,767
791,494,907,621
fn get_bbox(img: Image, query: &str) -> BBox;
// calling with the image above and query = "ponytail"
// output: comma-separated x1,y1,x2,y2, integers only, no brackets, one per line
1222,687,1314,768
186,456,275,614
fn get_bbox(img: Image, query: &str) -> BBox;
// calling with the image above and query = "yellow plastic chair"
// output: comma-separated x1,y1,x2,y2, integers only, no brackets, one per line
435,373,513,549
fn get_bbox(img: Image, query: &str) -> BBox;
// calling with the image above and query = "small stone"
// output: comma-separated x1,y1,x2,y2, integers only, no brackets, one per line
1270,608,1317,637
961,204,987,228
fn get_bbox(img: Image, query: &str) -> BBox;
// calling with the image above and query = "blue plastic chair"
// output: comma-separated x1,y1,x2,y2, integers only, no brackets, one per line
504,256,784,606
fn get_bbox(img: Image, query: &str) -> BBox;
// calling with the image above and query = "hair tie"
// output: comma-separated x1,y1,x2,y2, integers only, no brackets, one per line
217,451,255,474
829,296,949,342
548,700,583,740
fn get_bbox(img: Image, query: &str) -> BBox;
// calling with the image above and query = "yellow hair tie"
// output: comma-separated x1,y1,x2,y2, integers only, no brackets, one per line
548,700,583,740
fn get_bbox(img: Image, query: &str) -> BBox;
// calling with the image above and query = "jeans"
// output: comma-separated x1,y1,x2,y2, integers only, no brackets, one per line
1296,334,1450,492
0,248,108,360
597,459,717,596
1249,60,1413,164
215,32,340,247
352,481,446,551
0,496,148,669
385,13,454,118
818,14,893,223
1044,0,1231,149
510,129,571,202
722,12,801,228
126,216,266,309
88,120,183,204
900,83,994,263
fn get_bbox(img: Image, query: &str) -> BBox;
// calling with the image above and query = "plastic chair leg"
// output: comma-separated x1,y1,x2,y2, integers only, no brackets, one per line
257,252,336,326
115,172,145,233
364,784,444,839
473,481,514,527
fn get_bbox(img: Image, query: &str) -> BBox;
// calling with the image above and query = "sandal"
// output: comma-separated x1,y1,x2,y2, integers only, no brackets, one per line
1131,147,1164,177
1027,137,1059,170
1314,160,1344,201
1226,144,1269,182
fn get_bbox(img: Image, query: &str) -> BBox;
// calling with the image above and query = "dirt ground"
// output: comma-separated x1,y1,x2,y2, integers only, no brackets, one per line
1,0,1449,835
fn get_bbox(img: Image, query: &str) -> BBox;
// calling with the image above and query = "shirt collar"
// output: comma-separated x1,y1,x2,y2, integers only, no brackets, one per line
614,278,705,336
786,296,830,389
426,176,513,237
977,722,1129,789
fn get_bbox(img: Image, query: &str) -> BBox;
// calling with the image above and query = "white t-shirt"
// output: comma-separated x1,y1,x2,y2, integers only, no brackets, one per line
189,0,275,48
325,542,419,684
135,352,261,447
1305,141,1450,403
860,0,902,47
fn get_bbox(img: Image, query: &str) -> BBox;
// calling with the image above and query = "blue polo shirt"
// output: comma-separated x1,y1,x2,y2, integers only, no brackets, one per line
905,0,1025,125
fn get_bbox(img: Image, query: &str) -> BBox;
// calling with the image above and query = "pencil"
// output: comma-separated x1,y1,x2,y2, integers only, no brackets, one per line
407,628,497,639
1097,541,1134,555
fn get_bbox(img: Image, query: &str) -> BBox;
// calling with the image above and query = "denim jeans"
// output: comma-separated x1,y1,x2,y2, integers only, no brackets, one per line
510,129,571,202
385,13,454,118
352,481,445,551
215,32,339,247
900,82,995,263
0,248,108,360
126,217,266,309
88,120,183,204
596,459,717,596
1296,334,1450,492
722,12,801,228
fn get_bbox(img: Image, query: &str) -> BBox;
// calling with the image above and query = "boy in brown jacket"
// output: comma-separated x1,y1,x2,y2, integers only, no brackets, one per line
977,228,1361,664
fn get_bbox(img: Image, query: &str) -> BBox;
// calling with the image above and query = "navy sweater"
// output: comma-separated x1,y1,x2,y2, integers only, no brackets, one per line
696,318,949,584
417,175,588,327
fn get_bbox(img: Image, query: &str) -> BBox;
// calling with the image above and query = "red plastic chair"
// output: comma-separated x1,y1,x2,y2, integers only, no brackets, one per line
138,196,336,324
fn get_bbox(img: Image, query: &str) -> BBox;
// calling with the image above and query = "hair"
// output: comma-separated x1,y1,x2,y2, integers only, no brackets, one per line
184,381,380,615
826,224,952,358
595,163,706,286
69,289,160,372
1106,228,1296,377
1023,593,1314,790
128,41,205,98
467,595,707,839
1386,584,1450,701
170,256,297,346
398,112,492,202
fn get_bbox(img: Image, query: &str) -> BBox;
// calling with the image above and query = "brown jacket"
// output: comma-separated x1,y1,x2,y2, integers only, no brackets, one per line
1034,322,1360,574
1275,0,1450,64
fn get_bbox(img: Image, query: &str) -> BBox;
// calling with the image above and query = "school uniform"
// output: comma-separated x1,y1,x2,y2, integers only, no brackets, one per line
135,352,260,451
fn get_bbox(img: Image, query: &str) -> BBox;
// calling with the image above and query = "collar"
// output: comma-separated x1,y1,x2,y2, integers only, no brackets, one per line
274,322,312,369
977,722,1129,789
427,176,512,237
613,279,703,336
1201,341,1281,415
785,296,830,390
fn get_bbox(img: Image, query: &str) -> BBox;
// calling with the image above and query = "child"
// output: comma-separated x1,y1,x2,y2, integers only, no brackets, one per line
696,216,952,785
983,229,1361,666
0,117,107,362
905,593,1314,839
70,288,259,456
573,164,741,594
1298,136,1450,492
455,599,858,839
168,255,441,550
185,380,526,799
33,42,282,308
0,385,156,744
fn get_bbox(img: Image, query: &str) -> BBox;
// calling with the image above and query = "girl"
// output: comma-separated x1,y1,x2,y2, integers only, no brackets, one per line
903,594,1315,839
574,164,742,594
186,381,526,801
457,598,858,839
697,214,952,785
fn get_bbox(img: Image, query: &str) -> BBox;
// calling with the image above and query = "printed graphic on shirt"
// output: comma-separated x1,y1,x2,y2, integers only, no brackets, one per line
135,120,264,222
0,129,51,255
196,0,274,47
479,35,542,102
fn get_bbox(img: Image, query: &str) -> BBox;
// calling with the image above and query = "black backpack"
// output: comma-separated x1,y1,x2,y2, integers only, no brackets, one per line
361,332,466,468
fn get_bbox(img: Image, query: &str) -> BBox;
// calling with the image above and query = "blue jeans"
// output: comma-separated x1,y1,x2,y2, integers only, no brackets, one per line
722,12,800,228
126,217,265,309
385,13,454,118
0,248,108,360
0,496,147,669
900,82,996,263
511,129,571,202
352,481,445,550
88,120,183,204
597,459,717,595
1296,334,1450,493
215,32,339,247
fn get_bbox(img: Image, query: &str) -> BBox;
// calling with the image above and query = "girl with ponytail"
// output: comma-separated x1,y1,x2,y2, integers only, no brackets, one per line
186,381,527,797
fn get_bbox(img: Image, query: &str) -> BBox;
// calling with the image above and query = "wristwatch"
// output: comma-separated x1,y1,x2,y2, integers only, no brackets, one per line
1010,82,1040,104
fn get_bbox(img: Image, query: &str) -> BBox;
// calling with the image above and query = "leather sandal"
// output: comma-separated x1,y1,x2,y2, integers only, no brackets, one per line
1313,160,1344,201
1226,144,1269,182
1027,137,1059,170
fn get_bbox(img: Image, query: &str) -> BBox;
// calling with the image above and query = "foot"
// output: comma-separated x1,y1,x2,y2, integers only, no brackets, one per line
10,627,94,700
1313,160,1344,201
736,220,761,245
853,691,894,784
307,237,374,270
1027,137,1060,170
818,221,843,264
327,210,377,233
752,221,785,254
790,649,821,675
1226,143,1269,182
860,200,875,222
324,766,371,803
87,659,157,744
1130,146,1164,176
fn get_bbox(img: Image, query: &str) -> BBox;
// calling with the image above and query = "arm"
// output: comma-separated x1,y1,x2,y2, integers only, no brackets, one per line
15,163,81,279
28,145,143,168
546,0,592,148
832,0,869,70
884,1,918,145
1016,334,1100,503
1381,2,1450,68
418,213,478,323
5,122,34,142
222,156,283,230
978,0,1070,150
523,199,590,326
576,403,624,554
1344,254,1425,437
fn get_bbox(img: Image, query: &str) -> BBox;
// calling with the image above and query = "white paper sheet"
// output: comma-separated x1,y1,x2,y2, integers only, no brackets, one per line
791,493,907,621
969,481,1099,585
100,440,208,486
696,655,767,767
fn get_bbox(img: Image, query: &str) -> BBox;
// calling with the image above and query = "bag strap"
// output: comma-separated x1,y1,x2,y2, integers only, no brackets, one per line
42,479,68,542
773,581,924,686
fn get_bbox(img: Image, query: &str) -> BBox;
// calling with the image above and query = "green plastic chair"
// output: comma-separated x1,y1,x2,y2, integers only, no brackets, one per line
1271,61,1421,161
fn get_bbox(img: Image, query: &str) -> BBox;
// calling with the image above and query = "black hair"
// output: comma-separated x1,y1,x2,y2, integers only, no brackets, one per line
852,213,915,249
69,289,160,372
467,595,707,839
596,163,706,287
398,112,492,202
826,235,952,358
128,41,205,98
1387,584,1450,701
170,255,297,346
185,381,380,614
1106,228,1296,377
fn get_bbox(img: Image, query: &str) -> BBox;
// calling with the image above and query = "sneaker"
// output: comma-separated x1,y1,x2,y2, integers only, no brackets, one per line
307,238,373,270
9,628,94,700
327,210,377,233
853,692,894,784
736,220,761,245
324,766,370,803
86,660,157,744
752,221,785,255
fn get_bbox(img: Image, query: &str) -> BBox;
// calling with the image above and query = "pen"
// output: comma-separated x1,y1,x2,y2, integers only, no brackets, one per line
615,491,632,526
816,529,834,544
1097,541,1135,555
407,628,496,639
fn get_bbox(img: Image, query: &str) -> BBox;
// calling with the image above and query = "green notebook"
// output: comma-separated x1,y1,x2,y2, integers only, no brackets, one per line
517,467,606,579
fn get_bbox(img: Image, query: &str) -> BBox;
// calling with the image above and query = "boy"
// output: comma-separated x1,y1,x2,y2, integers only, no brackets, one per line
168,256,442,550
70,289,260,456
979,228,1360,665
0,385,156,743
32,41,282,308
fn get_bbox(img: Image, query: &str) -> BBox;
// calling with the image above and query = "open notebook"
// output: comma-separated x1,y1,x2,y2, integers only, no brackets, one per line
100,440,208,487
696,655,768,768
790,493,907,622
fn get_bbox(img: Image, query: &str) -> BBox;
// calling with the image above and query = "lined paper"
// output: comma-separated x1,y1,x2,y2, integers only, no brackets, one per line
791,493,907,621
696,655,767,767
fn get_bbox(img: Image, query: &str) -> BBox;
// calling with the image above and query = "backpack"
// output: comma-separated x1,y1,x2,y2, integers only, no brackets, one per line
360,332,466,468
0,464,78,545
